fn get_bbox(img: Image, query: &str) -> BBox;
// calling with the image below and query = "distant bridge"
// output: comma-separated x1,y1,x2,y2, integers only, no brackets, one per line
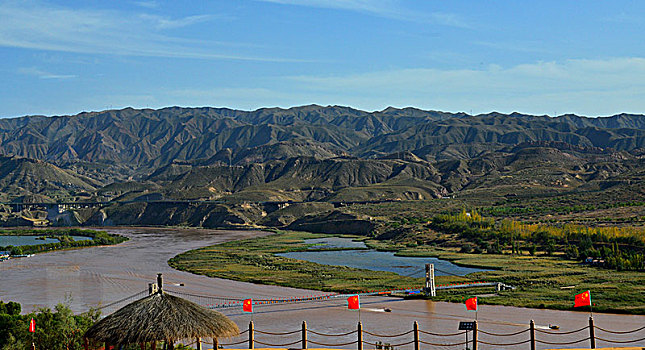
0,198,404,213
1,199,225,212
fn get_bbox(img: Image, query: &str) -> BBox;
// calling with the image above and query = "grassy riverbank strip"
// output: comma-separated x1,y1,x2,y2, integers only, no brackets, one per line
170,230,645,314
0,228,128,255
169,231,428,293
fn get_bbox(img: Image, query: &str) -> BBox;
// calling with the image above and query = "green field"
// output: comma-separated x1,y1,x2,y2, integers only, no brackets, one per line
170,230,645,314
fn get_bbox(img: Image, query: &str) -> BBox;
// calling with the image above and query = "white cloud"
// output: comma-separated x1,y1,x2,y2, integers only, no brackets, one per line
138,14,212,29
17,67,77,79
472,40,552,54
134,57,645,116
10,57,644,117
258,0,469,28
164,87,302,110
38,57,645,117
0,1,299,62
281,57,645,116
134,1,158,9
262,0,397,14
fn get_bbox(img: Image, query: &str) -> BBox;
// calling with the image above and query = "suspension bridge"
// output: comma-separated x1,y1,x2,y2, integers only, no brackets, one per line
95,264,509,312
99,263,512,312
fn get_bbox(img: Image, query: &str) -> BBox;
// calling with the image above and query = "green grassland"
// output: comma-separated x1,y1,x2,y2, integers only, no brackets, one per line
370,241,645,313
169,231,423,293
170,230,645,314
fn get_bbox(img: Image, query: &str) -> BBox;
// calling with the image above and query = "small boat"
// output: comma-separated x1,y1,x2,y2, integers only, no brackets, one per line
549,324,560,330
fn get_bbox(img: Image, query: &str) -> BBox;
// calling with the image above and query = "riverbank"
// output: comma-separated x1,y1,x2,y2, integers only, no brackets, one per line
169,231,424,293
0,228,127,255
169,230,645,315
0,227,278,314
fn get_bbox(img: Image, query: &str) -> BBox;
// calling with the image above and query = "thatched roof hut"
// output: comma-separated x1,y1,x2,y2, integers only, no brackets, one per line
84,275,239,348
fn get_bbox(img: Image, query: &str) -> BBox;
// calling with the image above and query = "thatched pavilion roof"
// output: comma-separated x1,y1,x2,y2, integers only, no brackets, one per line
84,291,239,345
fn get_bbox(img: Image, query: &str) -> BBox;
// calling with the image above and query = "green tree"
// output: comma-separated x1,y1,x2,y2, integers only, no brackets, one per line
0,302,20,316
0,302,100,350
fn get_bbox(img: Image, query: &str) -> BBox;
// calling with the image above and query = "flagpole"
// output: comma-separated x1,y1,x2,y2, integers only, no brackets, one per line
30,318,35,350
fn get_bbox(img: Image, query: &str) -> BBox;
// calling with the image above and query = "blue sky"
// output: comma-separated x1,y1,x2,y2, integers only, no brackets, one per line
1,0,644,118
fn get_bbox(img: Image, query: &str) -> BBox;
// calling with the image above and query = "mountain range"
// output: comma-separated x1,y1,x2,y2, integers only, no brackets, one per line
2,105,644,172
0,105,643,227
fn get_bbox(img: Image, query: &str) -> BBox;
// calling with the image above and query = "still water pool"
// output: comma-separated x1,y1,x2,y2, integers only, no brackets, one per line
0,235,92,247
277,237,487,277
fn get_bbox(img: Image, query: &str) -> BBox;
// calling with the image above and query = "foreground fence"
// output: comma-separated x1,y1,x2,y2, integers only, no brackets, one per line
164,317,645,350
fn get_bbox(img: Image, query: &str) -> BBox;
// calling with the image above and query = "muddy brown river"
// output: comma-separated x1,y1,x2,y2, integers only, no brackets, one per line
1,228,643,349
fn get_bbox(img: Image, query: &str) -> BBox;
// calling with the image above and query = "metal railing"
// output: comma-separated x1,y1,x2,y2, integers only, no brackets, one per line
200,317,645,350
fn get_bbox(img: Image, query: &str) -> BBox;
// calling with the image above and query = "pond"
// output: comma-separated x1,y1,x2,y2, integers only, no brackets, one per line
277,237,487,277
0,235,92,247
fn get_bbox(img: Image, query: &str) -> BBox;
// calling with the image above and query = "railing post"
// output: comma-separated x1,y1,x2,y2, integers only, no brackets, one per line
358,322,363,350
589,316,596,349
472,320,477,350
249,321,254,349
429,264,436,296
196,337,202,350
302,321,308,349
413,321,419,350
530,320,535,350
157,273,163,293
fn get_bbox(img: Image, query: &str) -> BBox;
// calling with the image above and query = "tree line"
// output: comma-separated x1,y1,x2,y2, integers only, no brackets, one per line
0,229,127,256
430,209,645,271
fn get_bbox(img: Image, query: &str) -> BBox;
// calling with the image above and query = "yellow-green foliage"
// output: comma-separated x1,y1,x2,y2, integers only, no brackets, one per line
436,210,645,245
432,210,645,270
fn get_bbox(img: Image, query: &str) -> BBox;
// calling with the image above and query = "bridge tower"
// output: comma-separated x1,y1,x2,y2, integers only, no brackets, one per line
424,263,436,297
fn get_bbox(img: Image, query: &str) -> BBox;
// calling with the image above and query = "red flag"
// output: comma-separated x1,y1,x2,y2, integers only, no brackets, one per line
243,299,253,313
574,290,591,307
347,295,360,310
28,318,35,333
465,297,477,311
